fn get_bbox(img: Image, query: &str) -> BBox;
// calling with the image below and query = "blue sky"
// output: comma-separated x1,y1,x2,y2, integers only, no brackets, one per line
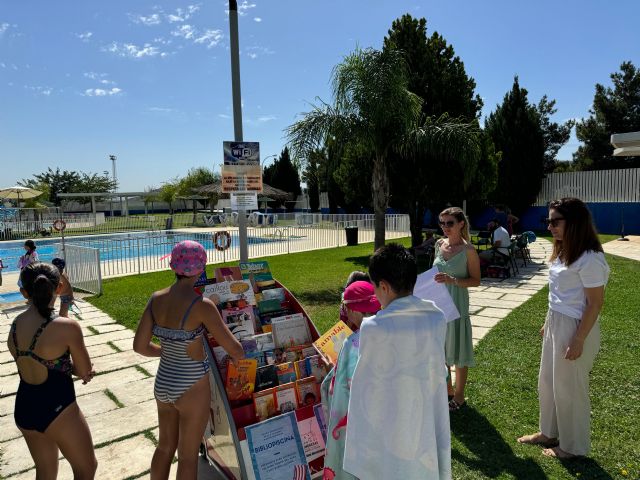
2,0,639,192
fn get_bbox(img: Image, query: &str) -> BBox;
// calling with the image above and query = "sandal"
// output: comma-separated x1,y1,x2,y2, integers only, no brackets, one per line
448,398,466,411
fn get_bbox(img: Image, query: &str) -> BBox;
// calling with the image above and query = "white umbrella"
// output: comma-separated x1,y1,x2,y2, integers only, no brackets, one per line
0,186,43,201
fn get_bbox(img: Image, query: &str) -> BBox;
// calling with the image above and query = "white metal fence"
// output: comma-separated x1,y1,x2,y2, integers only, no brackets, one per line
65,244,102,295
534,168,640,205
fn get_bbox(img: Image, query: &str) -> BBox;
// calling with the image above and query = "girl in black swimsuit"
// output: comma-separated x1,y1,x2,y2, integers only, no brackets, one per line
7,262,98,479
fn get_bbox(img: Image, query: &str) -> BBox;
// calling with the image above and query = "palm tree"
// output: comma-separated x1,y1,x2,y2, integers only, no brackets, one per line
287,47,481,250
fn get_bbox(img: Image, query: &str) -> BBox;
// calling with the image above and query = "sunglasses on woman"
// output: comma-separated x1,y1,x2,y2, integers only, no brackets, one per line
545,217,565,227
439,220,456,228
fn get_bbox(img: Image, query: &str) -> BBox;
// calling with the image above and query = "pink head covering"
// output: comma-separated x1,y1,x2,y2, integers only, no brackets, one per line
342,281,381,314
168,240,207,277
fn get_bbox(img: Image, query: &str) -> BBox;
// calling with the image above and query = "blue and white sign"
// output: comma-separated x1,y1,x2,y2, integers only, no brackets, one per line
224,141,260,165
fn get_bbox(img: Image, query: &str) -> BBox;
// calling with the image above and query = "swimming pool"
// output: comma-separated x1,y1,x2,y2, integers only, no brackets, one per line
0,291,25,303
0,231,285,273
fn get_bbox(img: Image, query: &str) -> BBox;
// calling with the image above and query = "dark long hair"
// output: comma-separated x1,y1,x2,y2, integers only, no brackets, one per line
20,263,60,319
549,198,603,266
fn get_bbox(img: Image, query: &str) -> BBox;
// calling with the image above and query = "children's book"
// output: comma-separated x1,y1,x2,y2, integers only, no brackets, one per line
253,388,277,422
276,362,297,384
257,308,293,333
257,298,282,314
263,350,277,366
225,359,258,402
252,333,275,352
294,359,309,380
221,306,257,340
295,405,326,475
215,266,242,283
241,339,258,354
275,382,297,414
313,404,327,443
271,313,312,349
312,320,353,365
240,261,276,291
304,355,327,384
255,365,279,392
246,350,267,368
295,377,320,407
202,280,256,307
260,287,286,302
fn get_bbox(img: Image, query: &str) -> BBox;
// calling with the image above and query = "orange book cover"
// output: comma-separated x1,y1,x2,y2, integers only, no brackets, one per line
312,320,353,365
225,359,258,402
253,388,277,422
295,377,320,408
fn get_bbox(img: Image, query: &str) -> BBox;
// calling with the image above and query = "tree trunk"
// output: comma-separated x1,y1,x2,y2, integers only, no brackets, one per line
372,154,388,251
410,202,424,247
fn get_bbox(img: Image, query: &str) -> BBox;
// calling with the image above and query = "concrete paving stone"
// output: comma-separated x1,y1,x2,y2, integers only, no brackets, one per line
470,315,500,328
469,291,504,300
88,399,158,445
501,293,534,302
0,359,17,376
88,343,121,359
0,350,15,364
93,323,128,334
75,315,118,328
94,350,157,375
75,366,148,398
0,373,19,397
111,338,134,352
476,307,512,319
77,390,121,418
472,326,491,341
0,410,21,442
468,306,485,315
0,394,15,417
83,329,134,348
108,376,156,407
0,435,34,476
470,298,524,309
468,286,488,292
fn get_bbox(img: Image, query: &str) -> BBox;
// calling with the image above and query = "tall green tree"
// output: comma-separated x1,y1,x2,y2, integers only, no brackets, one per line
263,147,301,210
159,182,179,215
573,61,640,170
287,47,423,249
535,96,575,173
302,149,323,212
177,167,219,211
486,77,545,214
20,167,116,206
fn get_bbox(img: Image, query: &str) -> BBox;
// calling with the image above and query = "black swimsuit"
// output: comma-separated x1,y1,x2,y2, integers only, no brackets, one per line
11,318,75,433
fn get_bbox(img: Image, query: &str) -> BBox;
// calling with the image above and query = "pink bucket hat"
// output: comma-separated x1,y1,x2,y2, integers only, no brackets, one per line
168,240,207,277
342,281,381,314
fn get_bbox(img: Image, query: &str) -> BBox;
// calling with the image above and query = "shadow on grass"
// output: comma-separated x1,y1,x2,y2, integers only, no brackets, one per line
294,288,341,305
557,457,613,480
344,255,371,270
451,406,547,479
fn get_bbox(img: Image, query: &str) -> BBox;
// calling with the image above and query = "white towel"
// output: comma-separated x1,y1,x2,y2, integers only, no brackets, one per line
343,295,451,480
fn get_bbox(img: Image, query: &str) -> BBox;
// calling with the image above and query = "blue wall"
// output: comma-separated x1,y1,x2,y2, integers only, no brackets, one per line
471,203,640,235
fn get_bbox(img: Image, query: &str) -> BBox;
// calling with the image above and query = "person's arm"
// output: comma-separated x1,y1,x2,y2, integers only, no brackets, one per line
67,320,95,383
565,286,604,360
200,298,244,362
133,300,162,357
435,246,481,288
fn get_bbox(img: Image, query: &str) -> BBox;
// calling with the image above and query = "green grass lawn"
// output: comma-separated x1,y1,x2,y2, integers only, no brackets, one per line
87,240,639,479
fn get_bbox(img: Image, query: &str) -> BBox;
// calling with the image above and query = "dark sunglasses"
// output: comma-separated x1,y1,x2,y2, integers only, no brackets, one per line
439,220,456,228
545,217,565,227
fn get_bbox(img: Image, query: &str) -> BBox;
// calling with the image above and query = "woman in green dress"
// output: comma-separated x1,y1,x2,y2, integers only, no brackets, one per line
433,207,481,411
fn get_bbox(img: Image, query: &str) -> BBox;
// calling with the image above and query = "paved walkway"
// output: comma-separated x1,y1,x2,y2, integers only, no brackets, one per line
602,234,640,262
0,239,557,478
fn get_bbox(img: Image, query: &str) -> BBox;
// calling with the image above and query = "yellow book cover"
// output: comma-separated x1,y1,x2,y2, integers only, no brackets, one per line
312,320,353,365
225,359,258,402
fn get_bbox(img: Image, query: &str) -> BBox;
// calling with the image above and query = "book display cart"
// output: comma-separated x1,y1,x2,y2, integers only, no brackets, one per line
199,262,327,480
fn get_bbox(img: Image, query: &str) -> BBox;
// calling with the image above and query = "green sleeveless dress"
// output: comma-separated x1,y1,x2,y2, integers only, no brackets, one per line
433,242,475,367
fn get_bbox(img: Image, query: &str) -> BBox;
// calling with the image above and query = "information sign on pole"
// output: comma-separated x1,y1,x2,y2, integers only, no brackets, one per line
230,192,258,211
224,141,260,165
221,165,263,193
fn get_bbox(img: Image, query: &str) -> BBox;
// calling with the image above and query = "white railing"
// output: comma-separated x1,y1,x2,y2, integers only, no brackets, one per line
64,244,102,295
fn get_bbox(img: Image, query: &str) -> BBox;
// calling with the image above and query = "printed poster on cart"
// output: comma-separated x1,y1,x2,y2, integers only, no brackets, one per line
245,412,311,480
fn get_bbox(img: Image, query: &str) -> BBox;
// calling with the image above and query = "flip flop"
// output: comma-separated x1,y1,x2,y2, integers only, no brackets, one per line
448,398,466,411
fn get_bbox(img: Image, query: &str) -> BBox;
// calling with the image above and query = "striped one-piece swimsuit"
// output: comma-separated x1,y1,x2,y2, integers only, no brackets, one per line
150,296,210,404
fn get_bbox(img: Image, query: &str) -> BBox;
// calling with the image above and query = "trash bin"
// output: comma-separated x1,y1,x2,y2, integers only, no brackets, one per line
165,216,174,230
345,226,358,246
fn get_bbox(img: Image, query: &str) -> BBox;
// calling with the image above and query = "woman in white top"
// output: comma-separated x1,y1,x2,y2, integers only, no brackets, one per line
518,198,609,459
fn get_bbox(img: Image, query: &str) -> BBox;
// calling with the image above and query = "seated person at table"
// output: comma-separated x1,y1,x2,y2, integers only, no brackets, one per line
479,219,511,264
343,244,450,480
414,231,436,257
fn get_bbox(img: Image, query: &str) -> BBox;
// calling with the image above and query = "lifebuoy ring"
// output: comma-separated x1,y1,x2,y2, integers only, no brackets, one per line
213,230,231,251
53,219,66,232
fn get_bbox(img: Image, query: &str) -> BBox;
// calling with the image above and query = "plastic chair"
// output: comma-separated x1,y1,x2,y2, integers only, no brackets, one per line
473,230,492,251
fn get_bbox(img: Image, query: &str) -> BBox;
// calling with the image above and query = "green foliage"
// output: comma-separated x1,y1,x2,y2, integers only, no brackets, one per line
384,14,483,121
486,77,545,215
159,182,178,214
177,167,219,210
19,167,116,206
302,149,323,212
535,96,575,173
573,61,640,170
263,147,301,207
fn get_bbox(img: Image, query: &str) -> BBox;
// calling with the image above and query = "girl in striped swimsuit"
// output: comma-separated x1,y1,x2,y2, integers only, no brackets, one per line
134,240,244,479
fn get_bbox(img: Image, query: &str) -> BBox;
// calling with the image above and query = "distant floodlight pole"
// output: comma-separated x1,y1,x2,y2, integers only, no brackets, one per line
229,0,248,262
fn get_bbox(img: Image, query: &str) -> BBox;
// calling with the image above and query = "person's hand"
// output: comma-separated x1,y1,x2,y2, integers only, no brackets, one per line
81,364,96,384
434,272,454,284
564,336,584,360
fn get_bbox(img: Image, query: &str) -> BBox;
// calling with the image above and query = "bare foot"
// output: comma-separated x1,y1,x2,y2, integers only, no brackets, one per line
517,432,559,448
542,446,579,459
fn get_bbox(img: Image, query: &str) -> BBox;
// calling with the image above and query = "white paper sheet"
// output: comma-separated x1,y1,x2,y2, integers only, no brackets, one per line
413,266,460,322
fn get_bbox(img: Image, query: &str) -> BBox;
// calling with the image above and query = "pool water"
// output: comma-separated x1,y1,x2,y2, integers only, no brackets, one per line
0,231,286,273
0,291,25,303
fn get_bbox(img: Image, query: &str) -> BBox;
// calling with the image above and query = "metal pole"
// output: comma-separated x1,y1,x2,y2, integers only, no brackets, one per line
228,0,248,262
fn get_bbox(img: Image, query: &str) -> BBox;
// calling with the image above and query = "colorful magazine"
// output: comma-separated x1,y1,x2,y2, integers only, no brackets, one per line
255,365,279,392
312,320,353,365
214,266,242,283
240,261,275,290
276,362,297,384
295,405,326,475
295,377,320,407
202,280,256,307
271,313,312,349
221,306,257,340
